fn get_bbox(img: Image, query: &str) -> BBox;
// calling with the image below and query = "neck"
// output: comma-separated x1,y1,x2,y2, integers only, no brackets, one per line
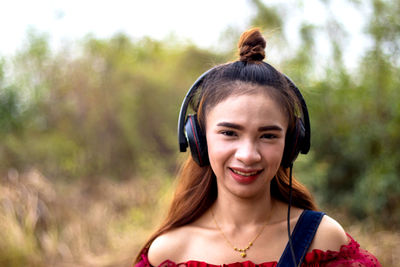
211,187,276,228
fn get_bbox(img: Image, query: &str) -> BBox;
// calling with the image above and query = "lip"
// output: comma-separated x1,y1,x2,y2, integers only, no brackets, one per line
229,167,263,184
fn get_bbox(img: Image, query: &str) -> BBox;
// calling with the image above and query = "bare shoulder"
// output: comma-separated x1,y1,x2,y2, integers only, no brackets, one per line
147,227,189,266
309,214,349,252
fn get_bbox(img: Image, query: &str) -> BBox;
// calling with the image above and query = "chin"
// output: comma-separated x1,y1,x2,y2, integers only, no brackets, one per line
225,181,271,200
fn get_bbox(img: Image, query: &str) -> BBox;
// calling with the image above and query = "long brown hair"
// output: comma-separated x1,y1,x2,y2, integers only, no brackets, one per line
134,28,317,264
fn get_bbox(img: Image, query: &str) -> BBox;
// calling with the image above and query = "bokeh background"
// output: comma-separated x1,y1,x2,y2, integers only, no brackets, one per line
0,0,399,266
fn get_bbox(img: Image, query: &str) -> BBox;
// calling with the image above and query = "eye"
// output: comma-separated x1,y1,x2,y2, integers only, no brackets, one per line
261,133,278,139
220,130,237,137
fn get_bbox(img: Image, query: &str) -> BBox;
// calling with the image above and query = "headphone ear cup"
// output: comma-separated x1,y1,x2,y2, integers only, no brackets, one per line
282,119,306,168
185,114,209,166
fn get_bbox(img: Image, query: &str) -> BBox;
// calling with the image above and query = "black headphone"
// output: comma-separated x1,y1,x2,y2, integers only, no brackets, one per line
177,66,311,168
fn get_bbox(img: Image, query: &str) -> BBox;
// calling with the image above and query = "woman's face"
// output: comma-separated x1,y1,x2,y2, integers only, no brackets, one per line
205,90,288,199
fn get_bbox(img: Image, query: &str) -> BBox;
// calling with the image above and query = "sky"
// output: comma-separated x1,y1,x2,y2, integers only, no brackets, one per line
0,0,252,55
0,0,370,69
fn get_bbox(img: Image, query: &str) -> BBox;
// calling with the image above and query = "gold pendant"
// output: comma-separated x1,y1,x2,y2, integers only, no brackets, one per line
240,252,246,258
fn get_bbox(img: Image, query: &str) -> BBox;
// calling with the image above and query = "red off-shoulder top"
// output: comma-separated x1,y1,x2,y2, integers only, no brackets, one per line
135,234,381,267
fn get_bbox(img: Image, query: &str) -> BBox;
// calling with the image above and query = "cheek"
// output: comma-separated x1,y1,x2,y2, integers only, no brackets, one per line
263,141,286,166
206,136,235,176
207,139,228,165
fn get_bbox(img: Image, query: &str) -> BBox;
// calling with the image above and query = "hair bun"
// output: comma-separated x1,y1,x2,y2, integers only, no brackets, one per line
238,28,266,62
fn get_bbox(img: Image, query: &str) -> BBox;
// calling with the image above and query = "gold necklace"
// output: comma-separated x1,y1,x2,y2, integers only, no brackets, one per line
210,209,269,258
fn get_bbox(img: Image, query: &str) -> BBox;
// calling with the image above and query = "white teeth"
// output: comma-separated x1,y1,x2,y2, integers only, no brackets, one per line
231,169,259,176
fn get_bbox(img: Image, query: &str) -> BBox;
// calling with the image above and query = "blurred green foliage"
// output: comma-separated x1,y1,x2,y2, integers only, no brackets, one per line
0,0,399,229
295,0,400,226
0,31,229,179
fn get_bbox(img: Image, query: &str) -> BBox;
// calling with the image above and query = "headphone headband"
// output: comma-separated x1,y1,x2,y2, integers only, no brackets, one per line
177,66,311,167
178,68,215,152
283,75,311,154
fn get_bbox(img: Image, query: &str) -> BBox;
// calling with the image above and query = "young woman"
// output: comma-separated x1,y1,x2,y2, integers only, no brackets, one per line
134,28,381,267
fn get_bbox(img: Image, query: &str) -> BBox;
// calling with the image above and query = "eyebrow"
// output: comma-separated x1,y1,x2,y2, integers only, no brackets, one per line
216,122,283,132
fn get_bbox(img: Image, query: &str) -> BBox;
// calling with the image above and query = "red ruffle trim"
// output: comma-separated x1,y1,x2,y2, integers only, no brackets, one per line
136,234,381,267
302,234,381,267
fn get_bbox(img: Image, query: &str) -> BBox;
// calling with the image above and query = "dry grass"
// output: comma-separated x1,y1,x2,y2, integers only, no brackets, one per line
0,168,172,267
0,169,398,266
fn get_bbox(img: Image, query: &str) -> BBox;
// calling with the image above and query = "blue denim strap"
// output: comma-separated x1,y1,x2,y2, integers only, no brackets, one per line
277,210,325,267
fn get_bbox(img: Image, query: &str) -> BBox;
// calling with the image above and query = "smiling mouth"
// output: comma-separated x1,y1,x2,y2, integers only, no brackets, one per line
229,168,263,176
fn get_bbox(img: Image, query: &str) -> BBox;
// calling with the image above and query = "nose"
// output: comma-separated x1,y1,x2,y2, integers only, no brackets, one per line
235,139,261,165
